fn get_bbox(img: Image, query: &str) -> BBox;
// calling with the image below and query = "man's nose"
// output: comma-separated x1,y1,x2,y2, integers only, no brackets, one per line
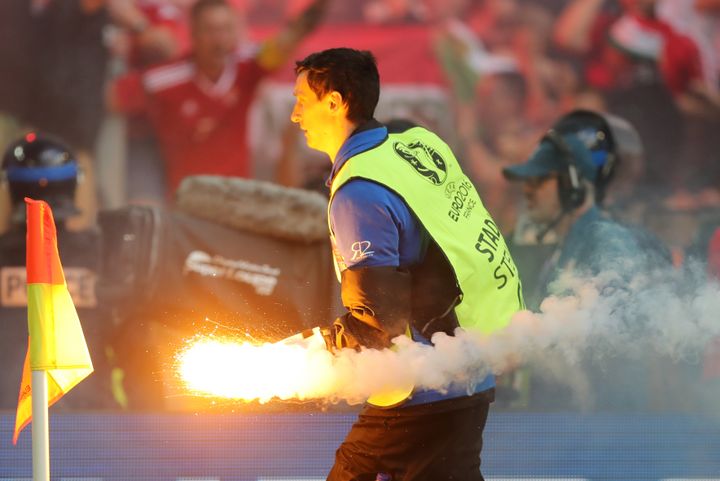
290,106,300,123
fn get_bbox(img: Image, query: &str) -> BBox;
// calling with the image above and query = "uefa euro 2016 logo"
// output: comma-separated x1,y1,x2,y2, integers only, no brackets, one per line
392,140,447,186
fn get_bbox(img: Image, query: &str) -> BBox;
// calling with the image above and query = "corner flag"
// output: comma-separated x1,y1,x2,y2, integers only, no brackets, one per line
13,198,93,445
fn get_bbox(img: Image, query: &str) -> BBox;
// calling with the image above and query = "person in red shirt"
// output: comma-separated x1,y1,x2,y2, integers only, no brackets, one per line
553,0,710,194
109,0,327,196
554,0,704,96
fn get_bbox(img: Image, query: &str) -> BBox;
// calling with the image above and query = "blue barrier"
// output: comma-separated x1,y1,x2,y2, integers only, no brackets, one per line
1,411,719,480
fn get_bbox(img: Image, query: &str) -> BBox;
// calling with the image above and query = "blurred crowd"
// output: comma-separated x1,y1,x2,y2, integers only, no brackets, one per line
1,0,720,413
2,0,717,236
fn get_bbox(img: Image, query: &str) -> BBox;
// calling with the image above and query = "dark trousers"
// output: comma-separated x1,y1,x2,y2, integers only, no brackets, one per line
327,390,493,481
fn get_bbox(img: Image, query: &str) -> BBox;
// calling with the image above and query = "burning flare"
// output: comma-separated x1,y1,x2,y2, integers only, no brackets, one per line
177,326,453,405
178,328,337,402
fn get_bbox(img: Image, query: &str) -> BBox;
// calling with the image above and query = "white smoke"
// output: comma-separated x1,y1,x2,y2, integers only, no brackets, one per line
313,265,720,406
180,265,720,409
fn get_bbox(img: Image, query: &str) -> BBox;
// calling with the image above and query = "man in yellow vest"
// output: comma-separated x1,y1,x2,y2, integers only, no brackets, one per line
291,47,524,481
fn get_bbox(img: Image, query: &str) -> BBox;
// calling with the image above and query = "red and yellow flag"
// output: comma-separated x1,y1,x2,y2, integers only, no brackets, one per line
13,198,93,444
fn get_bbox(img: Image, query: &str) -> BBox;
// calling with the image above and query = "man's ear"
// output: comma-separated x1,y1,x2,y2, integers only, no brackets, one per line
328,91,344,112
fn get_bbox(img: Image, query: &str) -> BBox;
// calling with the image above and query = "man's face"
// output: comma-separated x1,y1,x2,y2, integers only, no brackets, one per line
291,71,335,154
192,5,239,69
522,174,563,224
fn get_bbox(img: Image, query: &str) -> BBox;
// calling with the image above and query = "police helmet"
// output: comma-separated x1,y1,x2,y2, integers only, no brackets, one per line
553,110,644,204
2,133,80,220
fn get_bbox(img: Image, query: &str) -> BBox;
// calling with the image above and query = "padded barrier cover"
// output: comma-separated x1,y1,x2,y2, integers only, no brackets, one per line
176,176,328,243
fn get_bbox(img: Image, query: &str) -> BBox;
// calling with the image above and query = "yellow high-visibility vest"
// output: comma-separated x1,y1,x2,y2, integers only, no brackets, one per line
330,126,524,334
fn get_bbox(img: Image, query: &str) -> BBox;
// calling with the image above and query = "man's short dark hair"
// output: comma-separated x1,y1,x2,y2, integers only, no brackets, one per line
191,0,231,23
295,48,380,124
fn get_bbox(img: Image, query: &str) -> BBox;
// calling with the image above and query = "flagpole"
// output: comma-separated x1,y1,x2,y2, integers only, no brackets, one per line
31,370,50,481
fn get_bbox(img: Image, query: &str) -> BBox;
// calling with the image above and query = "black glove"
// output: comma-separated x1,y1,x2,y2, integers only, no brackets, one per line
324,266,414,351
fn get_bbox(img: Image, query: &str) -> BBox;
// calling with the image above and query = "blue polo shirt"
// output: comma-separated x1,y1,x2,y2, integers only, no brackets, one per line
328,125,427,270
328,124,495,405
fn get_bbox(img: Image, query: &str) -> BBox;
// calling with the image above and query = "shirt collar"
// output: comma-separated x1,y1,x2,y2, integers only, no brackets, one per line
563,206,603,245
556,206,604,270
195,60,237,97
573,205,603,228
326,119,388,187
